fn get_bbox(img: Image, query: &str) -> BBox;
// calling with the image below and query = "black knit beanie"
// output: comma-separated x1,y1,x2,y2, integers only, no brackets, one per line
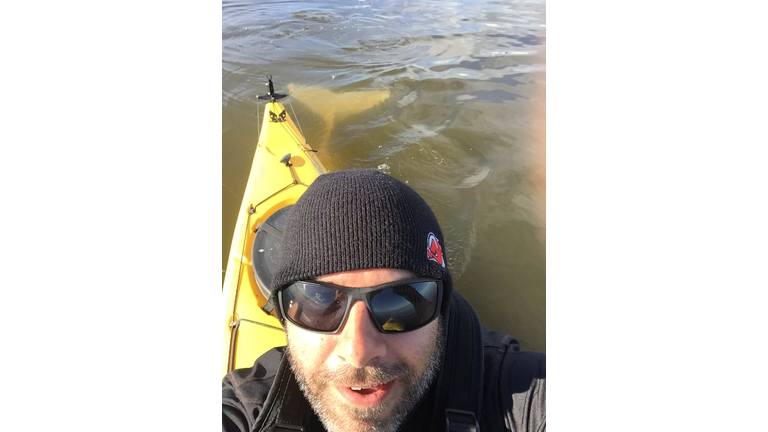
272,168,453,316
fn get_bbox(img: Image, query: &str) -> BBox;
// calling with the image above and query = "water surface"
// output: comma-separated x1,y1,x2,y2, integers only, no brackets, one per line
223,0,546,353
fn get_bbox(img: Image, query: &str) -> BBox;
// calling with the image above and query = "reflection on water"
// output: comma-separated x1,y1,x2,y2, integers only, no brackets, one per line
223,0,546,353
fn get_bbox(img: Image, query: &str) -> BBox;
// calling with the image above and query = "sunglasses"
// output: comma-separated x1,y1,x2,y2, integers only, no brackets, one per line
277,278,443,334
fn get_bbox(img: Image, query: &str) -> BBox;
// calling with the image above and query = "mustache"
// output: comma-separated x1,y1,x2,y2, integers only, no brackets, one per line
315,361,411,386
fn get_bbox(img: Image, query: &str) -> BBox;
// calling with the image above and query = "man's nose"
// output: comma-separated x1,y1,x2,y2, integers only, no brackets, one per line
334,300,386,368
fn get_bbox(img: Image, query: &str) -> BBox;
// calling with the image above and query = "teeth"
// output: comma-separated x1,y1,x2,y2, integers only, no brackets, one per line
350,384,380,391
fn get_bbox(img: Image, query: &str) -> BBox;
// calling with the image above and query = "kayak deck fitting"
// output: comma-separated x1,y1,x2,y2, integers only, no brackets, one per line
222,76,326,377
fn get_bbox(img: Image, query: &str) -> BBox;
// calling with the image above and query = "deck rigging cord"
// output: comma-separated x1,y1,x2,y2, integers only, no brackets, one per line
255,94,261,149
287,99,303,138
228,316,285,373
231,205,254,316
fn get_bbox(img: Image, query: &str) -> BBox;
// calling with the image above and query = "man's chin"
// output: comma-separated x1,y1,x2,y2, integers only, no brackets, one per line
317,401,400,432
299,378,407,432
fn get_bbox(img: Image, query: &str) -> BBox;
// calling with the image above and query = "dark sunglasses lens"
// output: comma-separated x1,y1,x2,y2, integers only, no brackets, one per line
369,281,439,332
283,282,348,331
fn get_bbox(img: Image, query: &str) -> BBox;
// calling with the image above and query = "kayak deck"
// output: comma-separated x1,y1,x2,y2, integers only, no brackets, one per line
222,99,325,377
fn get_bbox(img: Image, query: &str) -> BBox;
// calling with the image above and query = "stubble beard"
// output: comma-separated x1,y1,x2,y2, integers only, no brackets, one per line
286,320,444,432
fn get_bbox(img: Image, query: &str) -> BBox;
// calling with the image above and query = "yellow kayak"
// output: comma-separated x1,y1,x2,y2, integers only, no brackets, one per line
222,77,326,377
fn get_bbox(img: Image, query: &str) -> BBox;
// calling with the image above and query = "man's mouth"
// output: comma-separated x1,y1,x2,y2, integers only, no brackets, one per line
338,379,397,407
350,383,385,394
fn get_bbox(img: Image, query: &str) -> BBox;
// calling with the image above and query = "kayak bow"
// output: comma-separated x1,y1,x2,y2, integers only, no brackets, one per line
222,77,326,377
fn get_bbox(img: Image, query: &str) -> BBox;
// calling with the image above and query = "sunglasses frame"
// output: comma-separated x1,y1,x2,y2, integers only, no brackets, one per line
277,277,443,334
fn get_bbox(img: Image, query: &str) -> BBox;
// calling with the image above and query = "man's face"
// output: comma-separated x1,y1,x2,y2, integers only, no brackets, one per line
285,268,443,432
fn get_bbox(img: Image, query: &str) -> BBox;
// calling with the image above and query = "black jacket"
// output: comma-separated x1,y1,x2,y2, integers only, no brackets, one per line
222,293,546,431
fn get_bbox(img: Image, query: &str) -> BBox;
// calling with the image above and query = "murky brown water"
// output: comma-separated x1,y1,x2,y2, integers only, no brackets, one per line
223,0,546,353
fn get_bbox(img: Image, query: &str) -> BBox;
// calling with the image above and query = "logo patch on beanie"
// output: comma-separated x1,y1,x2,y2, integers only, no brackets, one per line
426,232,445,268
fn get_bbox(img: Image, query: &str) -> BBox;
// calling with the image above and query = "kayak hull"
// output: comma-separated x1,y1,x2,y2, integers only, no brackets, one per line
222,100,325,377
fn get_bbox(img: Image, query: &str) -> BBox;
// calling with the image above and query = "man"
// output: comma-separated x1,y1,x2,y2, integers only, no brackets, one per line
222,169,546,432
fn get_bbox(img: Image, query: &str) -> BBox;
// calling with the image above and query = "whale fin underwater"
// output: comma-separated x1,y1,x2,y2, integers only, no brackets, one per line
286,84,391,148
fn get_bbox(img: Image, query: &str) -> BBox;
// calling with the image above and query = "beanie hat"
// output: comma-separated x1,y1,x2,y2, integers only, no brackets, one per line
272,168,453,316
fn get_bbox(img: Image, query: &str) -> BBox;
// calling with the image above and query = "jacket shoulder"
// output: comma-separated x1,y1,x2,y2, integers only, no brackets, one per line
222,347,285,432
482,328,546,432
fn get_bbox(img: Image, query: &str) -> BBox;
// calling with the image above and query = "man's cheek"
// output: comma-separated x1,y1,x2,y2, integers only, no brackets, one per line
287,324,327,352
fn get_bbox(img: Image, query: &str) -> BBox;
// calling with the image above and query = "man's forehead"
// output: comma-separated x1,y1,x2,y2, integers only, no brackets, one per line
315,268,418,288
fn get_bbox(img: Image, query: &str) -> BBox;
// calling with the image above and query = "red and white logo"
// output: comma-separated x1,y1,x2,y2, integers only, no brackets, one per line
426,232,445,268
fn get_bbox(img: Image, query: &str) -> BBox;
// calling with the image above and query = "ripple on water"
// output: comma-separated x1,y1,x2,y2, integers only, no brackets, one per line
395,123,443,144
292,10,341,24
396,90,418,107
454,165,491,189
